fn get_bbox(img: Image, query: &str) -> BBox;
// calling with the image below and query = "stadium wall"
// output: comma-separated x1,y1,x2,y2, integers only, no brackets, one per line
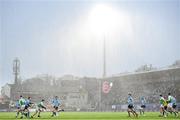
100,67,180,111
1,67,180,111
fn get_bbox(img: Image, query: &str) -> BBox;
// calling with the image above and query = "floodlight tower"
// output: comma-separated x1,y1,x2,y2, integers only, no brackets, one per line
13,58,20,85
103,36,106,78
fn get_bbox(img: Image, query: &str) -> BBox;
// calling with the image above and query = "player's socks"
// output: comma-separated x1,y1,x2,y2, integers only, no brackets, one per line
127,111,131,117
51,112,55,117
164,110,168,117
56,112,59,116
27,112,30,118
16,112,19,118
24,113,27,117
162,111,165,117
172,111,178,117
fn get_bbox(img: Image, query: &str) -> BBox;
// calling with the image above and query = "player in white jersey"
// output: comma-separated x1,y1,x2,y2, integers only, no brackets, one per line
31,99,46,118
167,93,178,117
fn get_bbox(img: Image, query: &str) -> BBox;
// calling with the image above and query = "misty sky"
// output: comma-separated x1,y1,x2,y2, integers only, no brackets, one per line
0,0,180,89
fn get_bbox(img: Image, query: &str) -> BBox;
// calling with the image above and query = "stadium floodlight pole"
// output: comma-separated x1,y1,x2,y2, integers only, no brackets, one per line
99,78,102,111
88,4,117,111
99,35,107,111
99,34,106,111
103,35,106,78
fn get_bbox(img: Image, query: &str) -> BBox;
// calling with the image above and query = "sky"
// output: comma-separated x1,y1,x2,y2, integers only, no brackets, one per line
0,0,180,90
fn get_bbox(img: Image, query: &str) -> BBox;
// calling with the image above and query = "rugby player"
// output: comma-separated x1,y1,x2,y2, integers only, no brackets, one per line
159,95,168,117
15,99,20,118
167,93,178,117
24,97,33,118
140,96,146,115
18,95,26,119
51,96,60,117
127,93,138,117
31,99,46,118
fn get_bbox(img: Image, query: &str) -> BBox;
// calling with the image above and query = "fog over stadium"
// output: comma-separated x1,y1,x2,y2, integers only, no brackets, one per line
1,0,179,90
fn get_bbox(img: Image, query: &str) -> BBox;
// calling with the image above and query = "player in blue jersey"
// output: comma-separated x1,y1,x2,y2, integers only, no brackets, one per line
171,96,177,109
127,93,138,117
140,96,146,115
51,96,61,117
171,95,179,115
24,97,33,118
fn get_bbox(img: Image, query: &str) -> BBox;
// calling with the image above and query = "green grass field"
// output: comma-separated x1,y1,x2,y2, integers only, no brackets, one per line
0,112,179,120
